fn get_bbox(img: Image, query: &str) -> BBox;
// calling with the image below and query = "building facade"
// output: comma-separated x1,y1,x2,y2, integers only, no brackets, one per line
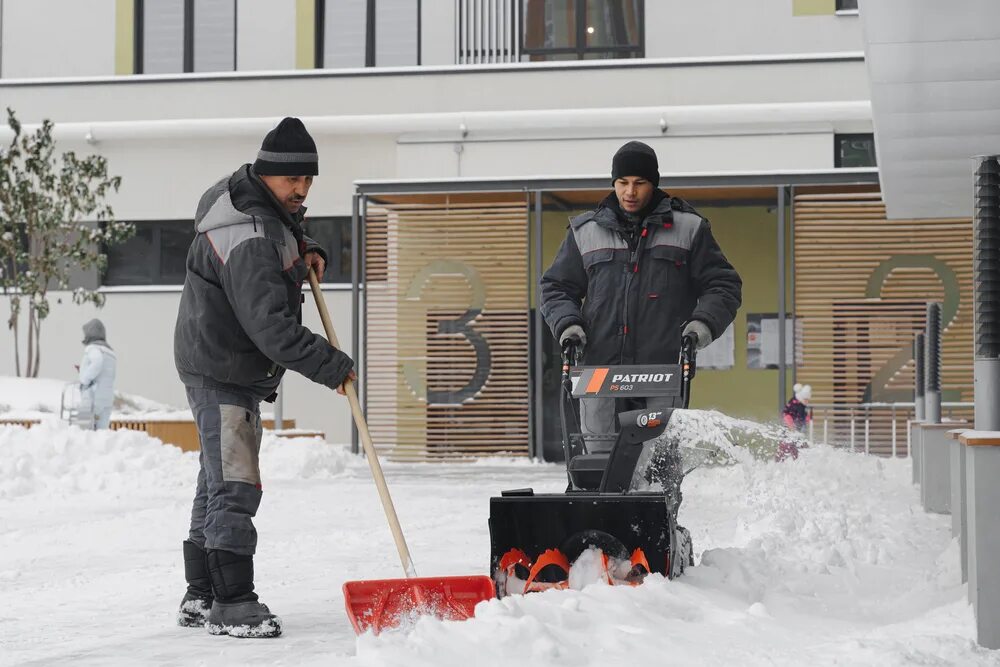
0,0,901,456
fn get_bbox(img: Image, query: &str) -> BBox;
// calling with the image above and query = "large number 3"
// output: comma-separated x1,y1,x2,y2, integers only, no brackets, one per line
862,255,961,403
401,260,492,405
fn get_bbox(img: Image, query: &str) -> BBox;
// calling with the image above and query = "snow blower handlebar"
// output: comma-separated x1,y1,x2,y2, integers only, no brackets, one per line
681,334,697,410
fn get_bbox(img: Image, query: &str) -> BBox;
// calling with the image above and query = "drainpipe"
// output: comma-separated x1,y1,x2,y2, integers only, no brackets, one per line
0,101,873,144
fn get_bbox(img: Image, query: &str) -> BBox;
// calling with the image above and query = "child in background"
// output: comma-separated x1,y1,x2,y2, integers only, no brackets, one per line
778,383,812,460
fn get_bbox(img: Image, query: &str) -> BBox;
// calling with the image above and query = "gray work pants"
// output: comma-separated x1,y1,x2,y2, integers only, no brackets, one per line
186,386,263,556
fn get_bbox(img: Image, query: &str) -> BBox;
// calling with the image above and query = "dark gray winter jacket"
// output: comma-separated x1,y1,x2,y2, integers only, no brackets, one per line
540,192,742,365
174,165,354,400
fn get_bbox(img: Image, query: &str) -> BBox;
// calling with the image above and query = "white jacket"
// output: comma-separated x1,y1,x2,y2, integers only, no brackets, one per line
79,344,117,411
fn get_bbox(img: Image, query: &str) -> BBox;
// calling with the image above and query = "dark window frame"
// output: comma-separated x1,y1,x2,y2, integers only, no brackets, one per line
836,0,859,11
102,218,352,287
314,0,422,69
520,0,645,61
101,220,196,286
834,133,877,168
303,216,353,284
134,0,238,74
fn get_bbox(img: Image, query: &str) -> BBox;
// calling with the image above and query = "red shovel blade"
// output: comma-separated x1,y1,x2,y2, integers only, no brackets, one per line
343,575,495,635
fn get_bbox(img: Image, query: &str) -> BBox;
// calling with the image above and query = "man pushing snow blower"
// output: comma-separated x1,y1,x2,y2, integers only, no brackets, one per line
540,141,741,494
488,142,742,594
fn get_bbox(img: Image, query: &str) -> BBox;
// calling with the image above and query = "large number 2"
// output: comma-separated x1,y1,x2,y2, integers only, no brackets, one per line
401,260,492,405
862,255,961,403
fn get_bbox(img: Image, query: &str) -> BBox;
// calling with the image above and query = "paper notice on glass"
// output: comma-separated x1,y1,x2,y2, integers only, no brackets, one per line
761,317,794,367
698,323,734,369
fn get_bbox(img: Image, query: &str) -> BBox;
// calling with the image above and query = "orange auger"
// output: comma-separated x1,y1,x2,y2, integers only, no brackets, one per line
497,546,654,595
523,549,572,592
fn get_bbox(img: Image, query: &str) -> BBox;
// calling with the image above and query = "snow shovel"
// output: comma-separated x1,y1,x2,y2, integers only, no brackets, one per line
306,269,495,635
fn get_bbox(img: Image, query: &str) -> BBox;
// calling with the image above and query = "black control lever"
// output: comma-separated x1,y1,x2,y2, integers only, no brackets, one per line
680,334,698,409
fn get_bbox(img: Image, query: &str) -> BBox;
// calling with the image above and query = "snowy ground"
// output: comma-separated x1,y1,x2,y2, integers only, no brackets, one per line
2,414,998,665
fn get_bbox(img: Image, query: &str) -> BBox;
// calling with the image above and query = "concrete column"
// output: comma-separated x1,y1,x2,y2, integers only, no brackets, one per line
948,428,969,582
963,434,1000,648
911,421,923,486
969,156,1000,648
917,423,953,514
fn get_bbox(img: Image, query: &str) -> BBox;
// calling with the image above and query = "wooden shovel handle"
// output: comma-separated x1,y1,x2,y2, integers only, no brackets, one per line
307,268,417,578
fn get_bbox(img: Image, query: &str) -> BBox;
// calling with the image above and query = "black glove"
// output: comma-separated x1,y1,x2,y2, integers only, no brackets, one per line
682,320,712,350
559,324,587,355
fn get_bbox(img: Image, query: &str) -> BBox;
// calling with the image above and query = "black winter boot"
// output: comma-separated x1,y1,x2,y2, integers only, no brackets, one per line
177,540,213,627
205,549,282,638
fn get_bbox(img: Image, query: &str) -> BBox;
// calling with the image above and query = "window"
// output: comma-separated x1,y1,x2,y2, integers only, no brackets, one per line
102,219,351,286
103,221,195,286
835,133,877,168
521,0,642,61
836,0,859,11
302,218,353,283
315,0,420,68
457,0,520,63
135,0,236,74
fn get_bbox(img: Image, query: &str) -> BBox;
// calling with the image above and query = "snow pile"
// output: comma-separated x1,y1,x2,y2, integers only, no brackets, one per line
260,433,354,480
0,422,196,499
0,375,178,419
0,376,73,417
353,444,990,667
2,408,997,665
0,422,353,499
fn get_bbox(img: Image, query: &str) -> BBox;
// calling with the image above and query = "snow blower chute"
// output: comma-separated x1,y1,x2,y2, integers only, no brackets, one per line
488,336,697,595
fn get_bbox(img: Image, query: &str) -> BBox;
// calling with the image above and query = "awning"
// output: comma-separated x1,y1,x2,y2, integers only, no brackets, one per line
861,0,1000,219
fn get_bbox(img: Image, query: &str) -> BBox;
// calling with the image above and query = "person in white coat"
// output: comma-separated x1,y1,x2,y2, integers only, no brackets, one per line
78,319,117,429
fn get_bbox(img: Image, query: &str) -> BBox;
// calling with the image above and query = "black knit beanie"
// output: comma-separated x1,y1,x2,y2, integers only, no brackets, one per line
253,117,319,176
611,141,659,186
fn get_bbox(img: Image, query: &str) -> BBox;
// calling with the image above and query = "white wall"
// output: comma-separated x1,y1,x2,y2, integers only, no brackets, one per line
236,0,297,72
1,0,116,78
397,133,839,179
1,58,872,122
0,288,359,444
33,132,397,220
646,1,863,58
3,59,869,217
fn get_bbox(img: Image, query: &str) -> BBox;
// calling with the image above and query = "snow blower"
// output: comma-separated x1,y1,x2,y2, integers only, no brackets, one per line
306,270,495,634
488,335,697,595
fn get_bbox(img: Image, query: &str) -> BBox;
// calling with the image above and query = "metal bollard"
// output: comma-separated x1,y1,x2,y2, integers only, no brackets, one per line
850,410,856,452
892,417,898,458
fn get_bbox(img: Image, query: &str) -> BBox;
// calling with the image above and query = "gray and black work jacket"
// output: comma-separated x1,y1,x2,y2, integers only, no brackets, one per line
540,192,742,365
174,164,354,401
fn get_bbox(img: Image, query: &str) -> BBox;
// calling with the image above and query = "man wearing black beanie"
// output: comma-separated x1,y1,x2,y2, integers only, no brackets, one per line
173,117,356,638
539,140,742,530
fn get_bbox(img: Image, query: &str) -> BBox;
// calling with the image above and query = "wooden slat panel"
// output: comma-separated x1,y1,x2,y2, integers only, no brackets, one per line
365,201,530,461
794,194,973,456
